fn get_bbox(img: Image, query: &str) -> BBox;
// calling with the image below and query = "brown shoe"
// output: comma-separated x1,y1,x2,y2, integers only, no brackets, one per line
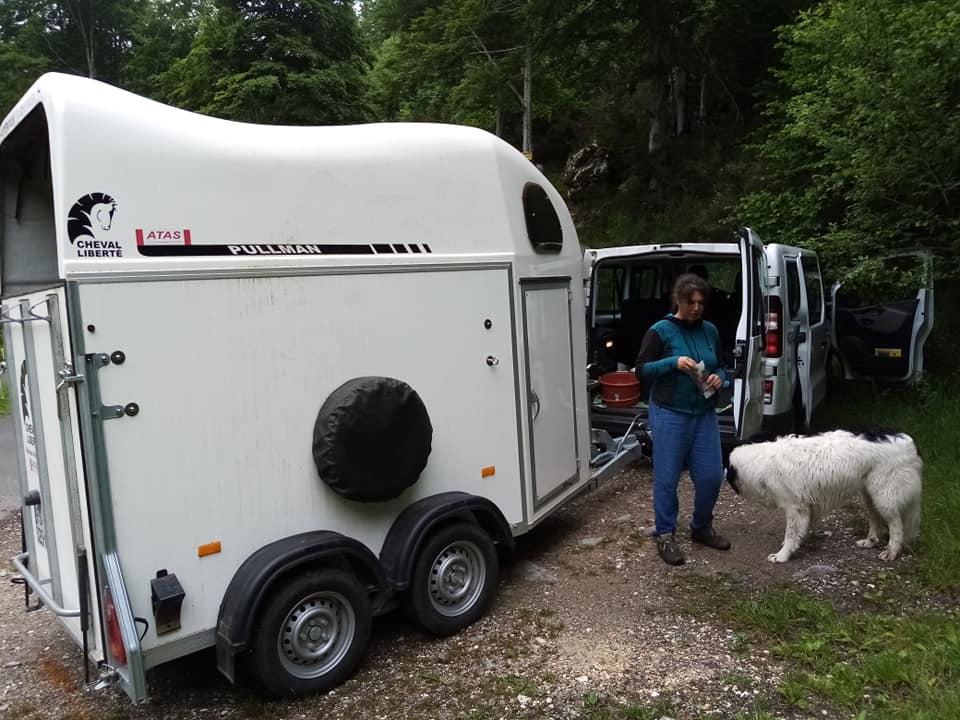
690,525,731,551
656,534,686,565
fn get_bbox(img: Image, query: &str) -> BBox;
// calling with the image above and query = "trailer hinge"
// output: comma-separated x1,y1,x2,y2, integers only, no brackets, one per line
86,353,139,421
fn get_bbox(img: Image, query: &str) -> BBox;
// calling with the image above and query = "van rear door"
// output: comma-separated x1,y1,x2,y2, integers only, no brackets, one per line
796,252,828,424
736,228,765,440
830,252,934,381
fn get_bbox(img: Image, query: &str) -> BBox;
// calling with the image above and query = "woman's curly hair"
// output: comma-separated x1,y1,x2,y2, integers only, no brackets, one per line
672,273,711,308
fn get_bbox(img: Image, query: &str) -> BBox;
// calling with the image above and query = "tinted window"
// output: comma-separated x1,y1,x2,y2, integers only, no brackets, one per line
594,265,625,315
801,256,824,324
786,259,802,317
629,266,657,299
752,246,764,334
522,183,562,253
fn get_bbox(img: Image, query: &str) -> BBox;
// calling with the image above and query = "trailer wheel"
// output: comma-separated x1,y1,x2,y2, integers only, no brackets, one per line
250,569,371,697
406,522,499,636
313,376,433,502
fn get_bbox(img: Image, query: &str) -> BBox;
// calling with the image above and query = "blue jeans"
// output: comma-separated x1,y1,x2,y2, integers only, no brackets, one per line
648,401,723,536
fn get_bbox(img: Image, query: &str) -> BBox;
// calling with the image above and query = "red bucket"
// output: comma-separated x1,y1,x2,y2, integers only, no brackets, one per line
599,371,641,408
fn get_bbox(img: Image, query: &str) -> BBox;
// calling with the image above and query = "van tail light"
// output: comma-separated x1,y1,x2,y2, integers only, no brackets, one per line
104,586,128,667
765,296,783,358
763,379,773,404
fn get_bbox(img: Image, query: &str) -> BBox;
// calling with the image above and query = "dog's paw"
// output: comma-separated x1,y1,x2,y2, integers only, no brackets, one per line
855,538,879,549
767,552,790,563
880,547,900,562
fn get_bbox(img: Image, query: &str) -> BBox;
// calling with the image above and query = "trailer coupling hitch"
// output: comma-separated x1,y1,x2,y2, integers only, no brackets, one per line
86,665,119,692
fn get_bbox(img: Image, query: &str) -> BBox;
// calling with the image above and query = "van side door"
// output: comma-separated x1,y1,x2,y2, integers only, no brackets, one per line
796,253,828,422
736,228,765,440
830,252,934,381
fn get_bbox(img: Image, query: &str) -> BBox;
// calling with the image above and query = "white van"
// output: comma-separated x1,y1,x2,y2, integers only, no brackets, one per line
586,241,934,443
585,231,767,451
1,74,645,703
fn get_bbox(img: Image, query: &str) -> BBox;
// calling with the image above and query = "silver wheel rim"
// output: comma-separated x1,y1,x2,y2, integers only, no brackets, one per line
277,590,356,679
427,539,486,617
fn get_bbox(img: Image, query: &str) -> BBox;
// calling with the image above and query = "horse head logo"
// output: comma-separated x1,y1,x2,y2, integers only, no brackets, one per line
67,193,117,244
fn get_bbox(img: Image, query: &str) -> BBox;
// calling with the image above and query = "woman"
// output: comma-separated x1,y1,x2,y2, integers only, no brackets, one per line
635,273,731,566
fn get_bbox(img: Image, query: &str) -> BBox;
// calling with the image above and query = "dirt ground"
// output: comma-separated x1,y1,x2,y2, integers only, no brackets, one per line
0,462,914,720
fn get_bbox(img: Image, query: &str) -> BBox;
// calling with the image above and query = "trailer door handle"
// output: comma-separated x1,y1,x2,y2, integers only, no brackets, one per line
530,391,541,420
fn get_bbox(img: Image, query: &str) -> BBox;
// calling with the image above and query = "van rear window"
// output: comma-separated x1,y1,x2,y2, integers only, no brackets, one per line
522,183,563,253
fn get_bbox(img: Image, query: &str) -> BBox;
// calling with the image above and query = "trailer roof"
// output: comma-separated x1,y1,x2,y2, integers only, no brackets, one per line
0,73,577,279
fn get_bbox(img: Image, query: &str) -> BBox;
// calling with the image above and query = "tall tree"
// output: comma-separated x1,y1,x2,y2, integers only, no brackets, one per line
0,0,137,114
161,0,370,124
738,0,960,283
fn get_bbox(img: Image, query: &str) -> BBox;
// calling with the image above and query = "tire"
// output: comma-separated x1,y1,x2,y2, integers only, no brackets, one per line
406,522,499,637
313,377,432,502
249,569,372,697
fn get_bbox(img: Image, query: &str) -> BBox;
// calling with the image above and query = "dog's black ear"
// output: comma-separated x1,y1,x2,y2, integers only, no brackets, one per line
725,463,740,494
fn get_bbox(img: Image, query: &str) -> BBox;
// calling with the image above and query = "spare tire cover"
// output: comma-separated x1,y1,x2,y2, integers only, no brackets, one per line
313,377,433,502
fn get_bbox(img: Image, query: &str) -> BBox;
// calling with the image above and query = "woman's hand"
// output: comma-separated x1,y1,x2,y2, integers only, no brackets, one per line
704,373,723,391
676,356,698,372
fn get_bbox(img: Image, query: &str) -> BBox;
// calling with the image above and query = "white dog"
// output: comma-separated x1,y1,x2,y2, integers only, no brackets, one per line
726,429,922,563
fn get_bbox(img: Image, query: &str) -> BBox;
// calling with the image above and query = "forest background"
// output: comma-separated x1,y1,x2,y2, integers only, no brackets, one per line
0,0,957,313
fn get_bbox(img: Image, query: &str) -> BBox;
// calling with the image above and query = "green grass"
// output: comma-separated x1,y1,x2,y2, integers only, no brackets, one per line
0,379,9,415
732,588,960,718
813,375,960,589
580,692,676,720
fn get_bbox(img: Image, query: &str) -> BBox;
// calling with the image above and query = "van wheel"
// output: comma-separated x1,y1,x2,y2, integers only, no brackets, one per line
250,569,371,697
406,523,499,636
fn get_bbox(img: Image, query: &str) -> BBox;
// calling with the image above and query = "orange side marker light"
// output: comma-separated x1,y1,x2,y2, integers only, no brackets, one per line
197,541,222,558
481,465,496,478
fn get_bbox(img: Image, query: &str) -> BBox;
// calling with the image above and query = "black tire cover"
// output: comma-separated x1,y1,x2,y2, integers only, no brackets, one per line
313,377,433,502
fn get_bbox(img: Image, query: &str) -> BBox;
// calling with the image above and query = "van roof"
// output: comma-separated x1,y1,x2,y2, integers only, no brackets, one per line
0,73,577,279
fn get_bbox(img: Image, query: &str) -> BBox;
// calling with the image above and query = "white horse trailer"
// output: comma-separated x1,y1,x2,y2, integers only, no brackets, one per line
0,74,643,702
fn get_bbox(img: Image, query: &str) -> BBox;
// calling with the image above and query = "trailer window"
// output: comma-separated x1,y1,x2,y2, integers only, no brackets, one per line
522,183,562,253
1,107,60,297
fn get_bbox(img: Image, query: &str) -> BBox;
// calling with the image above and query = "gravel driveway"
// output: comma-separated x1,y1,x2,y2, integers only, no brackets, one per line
0,463,906,720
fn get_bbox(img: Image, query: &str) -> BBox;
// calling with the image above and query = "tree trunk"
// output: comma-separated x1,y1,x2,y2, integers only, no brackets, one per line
647,75,669,154
522,44,533,158
699,75,707,125
673,66,686,137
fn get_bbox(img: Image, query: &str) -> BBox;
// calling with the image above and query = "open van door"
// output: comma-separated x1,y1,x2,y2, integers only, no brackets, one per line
796,252,828,426
831,252,934,381
736,228,765,439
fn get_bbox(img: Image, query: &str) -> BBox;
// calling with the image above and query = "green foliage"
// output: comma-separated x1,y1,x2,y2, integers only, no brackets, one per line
738,0,960,286
159,0,371,123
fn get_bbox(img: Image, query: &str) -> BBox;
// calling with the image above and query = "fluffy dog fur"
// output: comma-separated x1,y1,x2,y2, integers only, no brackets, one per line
726,429,922,562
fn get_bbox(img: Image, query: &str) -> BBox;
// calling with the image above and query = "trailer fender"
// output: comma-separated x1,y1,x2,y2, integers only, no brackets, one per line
313,376,433,502
380,492,514,591
215,531,387,684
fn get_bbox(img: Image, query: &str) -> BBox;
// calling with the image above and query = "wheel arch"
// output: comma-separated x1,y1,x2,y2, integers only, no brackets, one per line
380,492,514,592
215,531,387,684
